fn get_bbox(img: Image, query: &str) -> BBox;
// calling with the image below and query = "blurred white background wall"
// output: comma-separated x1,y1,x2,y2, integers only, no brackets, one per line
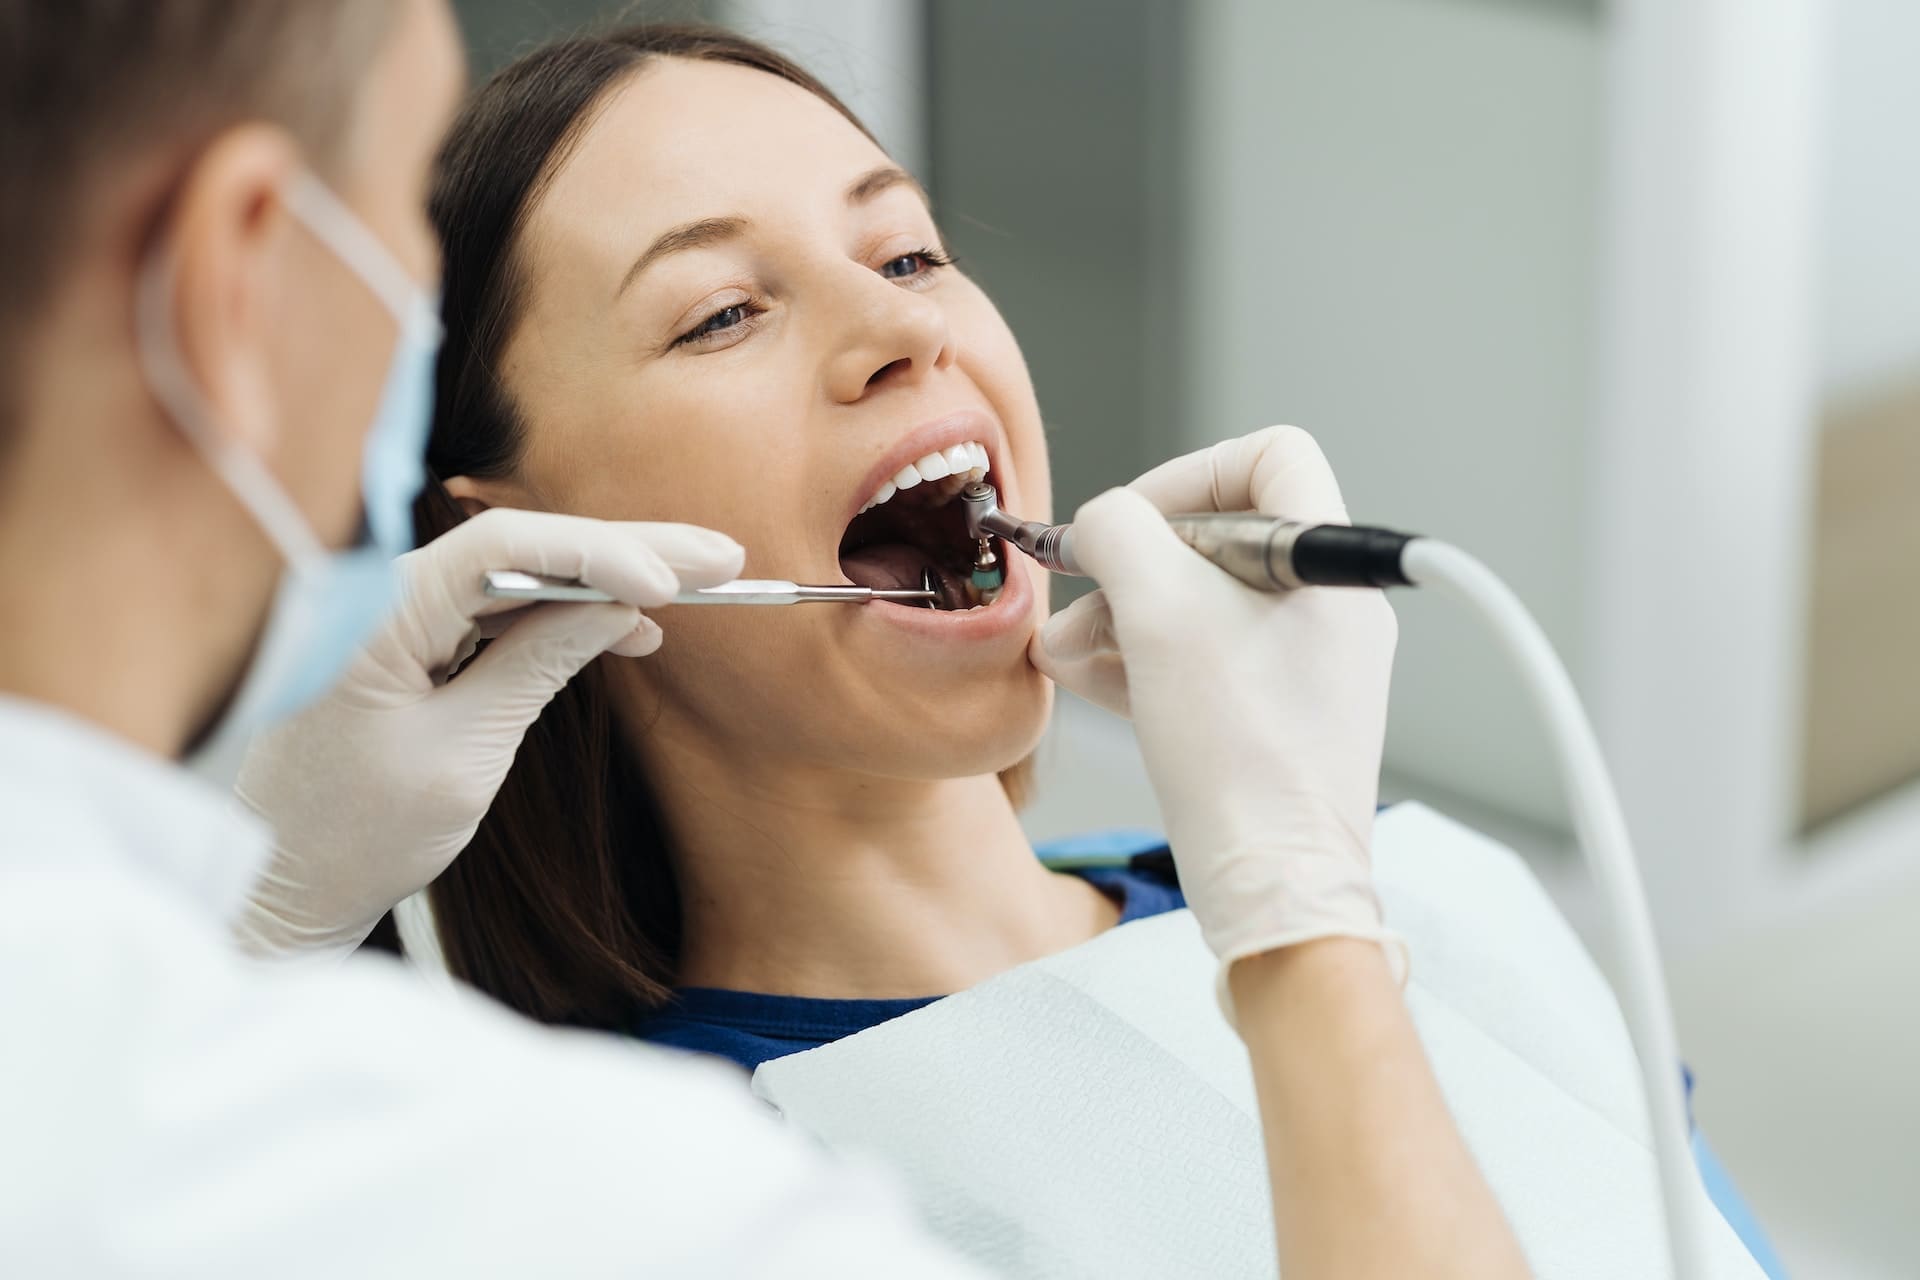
1179,0,1603,844
1820,0,1920,397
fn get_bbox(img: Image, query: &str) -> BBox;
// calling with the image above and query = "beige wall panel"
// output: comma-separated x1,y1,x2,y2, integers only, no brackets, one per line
1803,381,1920,828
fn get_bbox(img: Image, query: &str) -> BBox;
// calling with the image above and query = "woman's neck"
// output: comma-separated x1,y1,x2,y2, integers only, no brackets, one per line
638,734,1119,999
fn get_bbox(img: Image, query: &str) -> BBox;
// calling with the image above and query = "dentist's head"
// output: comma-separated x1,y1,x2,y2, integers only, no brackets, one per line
0,0,463,757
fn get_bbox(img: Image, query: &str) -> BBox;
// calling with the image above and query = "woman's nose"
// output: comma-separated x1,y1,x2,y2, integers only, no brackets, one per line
821,270,955,403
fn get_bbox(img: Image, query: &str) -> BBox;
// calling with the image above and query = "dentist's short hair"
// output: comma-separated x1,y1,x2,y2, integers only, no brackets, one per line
0,0,394,443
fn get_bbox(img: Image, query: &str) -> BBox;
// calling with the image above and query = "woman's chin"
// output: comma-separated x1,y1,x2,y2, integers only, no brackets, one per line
839,669,1053,785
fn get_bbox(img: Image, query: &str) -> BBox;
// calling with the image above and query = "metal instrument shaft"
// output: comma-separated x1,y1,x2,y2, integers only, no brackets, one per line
483,570,937,607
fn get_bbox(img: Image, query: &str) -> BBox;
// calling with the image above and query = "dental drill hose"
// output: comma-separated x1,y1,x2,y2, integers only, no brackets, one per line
1403,540,1711,1280
959,482,1417,591
969,479,1712,1278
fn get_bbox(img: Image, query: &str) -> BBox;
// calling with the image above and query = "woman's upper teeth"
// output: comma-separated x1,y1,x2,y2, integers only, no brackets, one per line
858,441,991,514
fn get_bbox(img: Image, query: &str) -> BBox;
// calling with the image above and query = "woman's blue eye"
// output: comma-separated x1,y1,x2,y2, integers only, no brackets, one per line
695,305,747,335
880,247,956,280
674,303,756,349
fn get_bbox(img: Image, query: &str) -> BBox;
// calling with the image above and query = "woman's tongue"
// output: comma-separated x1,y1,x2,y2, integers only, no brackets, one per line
841,542,967,610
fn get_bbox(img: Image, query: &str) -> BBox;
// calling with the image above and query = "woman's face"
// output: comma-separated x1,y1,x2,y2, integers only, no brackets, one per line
473,57,1053,783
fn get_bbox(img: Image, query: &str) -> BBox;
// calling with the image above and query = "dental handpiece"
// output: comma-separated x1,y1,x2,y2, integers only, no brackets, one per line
482,571,937,606
959,481,1416,591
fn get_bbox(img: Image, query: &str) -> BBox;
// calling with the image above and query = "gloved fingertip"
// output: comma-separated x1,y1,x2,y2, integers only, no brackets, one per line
672,546,745,590
1037,611,1078,661
1028,612,1132,717
1072,484,1159,529
442,601,640,708
606,614,664,658
1026,626,1059,680
691,528,745,562
1060,488,1190,590
1038,590,1114,659
628,525,744,591
665,525,744,565
629,555,683,609
576,602,649,650
1071,488,1168,559
1243,425,1352,524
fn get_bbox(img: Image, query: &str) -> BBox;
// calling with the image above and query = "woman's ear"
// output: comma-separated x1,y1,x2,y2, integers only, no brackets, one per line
443,473,516,518
453,470,560,514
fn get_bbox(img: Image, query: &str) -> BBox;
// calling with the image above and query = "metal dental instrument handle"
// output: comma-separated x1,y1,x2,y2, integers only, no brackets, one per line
482,570,937,606
960,481,1417,592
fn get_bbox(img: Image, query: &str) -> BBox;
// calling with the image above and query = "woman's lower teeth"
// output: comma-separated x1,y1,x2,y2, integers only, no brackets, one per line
918,564,999,610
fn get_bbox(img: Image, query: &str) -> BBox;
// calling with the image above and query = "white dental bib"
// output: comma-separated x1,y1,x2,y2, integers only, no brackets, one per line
751,804,1766,1279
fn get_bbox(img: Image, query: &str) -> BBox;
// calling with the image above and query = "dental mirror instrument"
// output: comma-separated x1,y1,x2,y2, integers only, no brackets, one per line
482,570,936,607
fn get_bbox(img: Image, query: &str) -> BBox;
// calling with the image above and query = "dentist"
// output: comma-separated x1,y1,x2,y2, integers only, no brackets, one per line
0,2,1525,1277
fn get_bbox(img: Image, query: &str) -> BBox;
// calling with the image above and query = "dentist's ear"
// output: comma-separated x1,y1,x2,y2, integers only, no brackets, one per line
160,123,305,458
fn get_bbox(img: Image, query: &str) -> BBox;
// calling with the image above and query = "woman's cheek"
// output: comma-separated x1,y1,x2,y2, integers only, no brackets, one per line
951,290,1048,473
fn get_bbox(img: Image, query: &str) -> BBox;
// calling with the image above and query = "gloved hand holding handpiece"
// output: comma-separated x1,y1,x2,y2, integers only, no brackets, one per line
1030,425,1406,1015
233,507,742,958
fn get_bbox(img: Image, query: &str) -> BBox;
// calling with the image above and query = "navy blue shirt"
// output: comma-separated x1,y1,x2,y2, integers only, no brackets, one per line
632,831,1184,1072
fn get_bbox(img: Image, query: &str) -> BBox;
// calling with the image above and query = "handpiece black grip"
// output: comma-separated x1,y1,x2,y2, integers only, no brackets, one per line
1289,525,1416,588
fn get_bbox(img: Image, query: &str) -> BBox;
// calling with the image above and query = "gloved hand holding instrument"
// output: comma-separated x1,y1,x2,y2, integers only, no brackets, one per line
1021,423,1709,1278
233,507,745,959
1028,425,1408,1008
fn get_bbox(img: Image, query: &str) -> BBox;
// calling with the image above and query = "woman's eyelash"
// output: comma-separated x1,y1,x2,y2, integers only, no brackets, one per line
671,248,957,350
882,246,958,279
673,300,763,349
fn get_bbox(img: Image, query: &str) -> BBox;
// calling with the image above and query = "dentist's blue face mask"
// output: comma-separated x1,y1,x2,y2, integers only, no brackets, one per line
135,171,443,750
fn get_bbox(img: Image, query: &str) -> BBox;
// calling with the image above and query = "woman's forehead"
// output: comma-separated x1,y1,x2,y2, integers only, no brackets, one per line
529,58,892,268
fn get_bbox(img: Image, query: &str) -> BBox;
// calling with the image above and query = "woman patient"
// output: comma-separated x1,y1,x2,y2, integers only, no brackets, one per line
398,27,1778,1278
413,24,1183,1068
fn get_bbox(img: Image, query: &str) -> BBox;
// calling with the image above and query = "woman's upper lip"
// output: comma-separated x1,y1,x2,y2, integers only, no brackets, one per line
842,408,1009,529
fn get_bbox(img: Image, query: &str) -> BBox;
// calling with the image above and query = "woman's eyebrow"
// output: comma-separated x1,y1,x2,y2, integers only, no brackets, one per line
846,165,927,207
616,169,928,298
617,216,747,296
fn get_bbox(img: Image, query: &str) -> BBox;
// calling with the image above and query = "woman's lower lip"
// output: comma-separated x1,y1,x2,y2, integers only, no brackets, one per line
861,549,1035,641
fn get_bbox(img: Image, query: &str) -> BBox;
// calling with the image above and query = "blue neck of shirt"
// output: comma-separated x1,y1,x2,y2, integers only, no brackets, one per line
632,831,1183,1072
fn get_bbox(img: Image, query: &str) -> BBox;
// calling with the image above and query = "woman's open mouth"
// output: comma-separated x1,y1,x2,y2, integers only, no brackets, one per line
838,440,1006,613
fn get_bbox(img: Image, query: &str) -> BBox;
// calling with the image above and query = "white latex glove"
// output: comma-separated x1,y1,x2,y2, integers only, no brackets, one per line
232,507,743,959
1030,425,1406,1012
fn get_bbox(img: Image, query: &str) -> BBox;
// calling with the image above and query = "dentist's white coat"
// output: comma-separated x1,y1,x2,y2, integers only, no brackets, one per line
0,696,981,1278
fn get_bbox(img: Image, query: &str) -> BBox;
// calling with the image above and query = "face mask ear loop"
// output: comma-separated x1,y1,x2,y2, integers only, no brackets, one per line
283,172,444,343
134,245,328,571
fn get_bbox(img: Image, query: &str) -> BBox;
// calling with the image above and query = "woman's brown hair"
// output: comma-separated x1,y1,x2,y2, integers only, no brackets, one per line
416,23,1029,1030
